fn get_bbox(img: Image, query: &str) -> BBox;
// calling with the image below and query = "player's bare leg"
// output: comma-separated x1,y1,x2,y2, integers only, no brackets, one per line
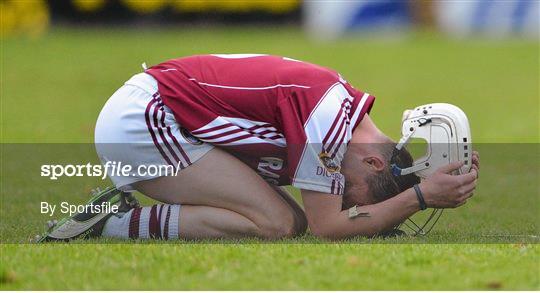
269,186,308,236
128,147,306,240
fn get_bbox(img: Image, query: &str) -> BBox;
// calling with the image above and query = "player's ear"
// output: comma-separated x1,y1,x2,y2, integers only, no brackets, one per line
363,156,385,172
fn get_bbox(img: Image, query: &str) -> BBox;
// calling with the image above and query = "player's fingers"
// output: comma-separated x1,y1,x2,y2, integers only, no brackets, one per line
471,164,479,178
457,193,473,204
460,189,475,201
472,154,480,169
472,159,479,170
454,199,467,208
459,180,477,199
456,169,477,185
473,150,479,159
437,161,464,174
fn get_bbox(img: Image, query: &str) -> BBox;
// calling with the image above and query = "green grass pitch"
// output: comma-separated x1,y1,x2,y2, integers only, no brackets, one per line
1,27,539,290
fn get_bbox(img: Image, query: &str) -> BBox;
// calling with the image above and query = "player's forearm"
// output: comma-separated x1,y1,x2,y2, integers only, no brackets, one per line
310,188,420,239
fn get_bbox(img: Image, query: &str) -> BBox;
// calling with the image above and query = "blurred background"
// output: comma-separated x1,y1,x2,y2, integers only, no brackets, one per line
2,0,539,39
1,0,538,143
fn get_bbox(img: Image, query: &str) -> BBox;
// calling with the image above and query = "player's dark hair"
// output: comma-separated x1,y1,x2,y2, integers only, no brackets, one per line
366,143,420,203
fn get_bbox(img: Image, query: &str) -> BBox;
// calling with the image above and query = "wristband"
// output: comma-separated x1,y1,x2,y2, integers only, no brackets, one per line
413,184,427,210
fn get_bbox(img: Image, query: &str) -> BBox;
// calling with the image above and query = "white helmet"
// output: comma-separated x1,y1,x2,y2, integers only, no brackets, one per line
391,103,472,235
392,103,472,178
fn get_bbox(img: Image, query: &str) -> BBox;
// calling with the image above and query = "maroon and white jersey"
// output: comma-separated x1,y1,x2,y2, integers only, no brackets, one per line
146,54,375,195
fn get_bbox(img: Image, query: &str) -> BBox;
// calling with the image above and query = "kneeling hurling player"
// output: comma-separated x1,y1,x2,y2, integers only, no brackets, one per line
40,54,479,241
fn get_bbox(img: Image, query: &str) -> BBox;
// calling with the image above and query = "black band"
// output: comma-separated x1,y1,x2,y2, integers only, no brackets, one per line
413,184,427,210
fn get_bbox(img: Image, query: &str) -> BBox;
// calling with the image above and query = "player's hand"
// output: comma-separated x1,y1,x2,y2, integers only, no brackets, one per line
471,150,480,178
418,161,478,209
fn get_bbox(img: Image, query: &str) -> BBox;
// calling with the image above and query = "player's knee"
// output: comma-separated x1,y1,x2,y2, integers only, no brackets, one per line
256,211,296,239
261,222,296,239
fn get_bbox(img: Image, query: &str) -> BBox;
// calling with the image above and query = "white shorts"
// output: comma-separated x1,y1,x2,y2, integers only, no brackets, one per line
95,73,214,191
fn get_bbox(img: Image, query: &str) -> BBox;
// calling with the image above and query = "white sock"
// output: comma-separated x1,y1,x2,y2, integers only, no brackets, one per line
102,204,180,239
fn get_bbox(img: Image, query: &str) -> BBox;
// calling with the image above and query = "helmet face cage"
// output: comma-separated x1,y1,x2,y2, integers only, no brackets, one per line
391,103,472,236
